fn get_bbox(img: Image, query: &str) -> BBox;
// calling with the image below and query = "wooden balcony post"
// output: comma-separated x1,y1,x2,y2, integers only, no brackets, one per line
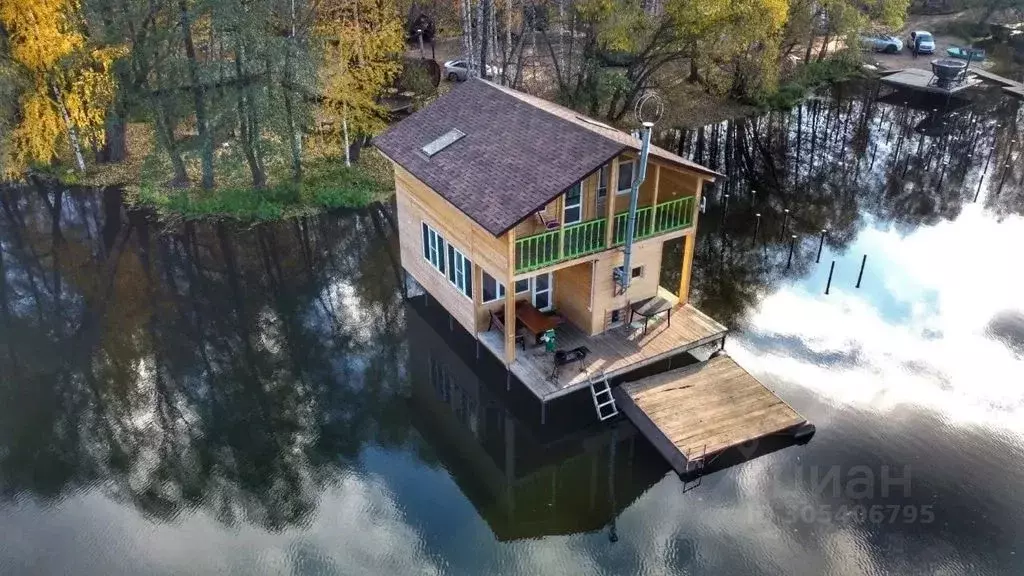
556,194,565,260
679,231,695,303
504,229,517,364
650,164,661,235
605,159,619,247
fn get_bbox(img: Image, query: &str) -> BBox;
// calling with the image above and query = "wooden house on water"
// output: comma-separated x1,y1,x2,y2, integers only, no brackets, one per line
374,79,814,477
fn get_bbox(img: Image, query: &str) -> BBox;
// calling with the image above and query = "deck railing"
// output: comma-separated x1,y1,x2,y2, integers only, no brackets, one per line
612,196,695,246
515,218,606,273
515,196,695,273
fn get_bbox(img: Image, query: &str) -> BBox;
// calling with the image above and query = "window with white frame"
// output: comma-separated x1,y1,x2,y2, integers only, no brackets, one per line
446,243,473,299
617,158,637,194
422,222,446,274
563,182,582,224
482,271,506,303
597,164,610,201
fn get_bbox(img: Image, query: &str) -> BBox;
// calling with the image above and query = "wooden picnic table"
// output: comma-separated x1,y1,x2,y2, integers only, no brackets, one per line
516,300,562,338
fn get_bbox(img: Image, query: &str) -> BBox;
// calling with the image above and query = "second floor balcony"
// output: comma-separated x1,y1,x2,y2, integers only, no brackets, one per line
514,196,696,274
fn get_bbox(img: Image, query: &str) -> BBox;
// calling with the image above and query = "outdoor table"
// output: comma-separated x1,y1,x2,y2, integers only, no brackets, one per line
515,301,562,340
629,295,673,336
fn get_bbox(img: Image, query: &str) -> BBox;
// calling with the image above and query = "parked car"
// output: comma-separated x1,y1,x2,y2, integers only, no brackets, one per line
859,34,903,54
443,59,469,81
443,59,501,82
908,31,936,55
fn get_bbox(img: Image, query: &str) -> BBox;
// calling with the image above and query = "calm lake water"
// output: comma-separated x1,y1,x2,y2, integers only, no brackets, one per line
1,82,1023,575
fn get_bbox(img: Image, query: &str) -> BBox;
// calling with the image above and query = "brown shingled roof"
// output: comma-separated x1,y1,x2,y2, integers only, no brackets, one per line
373,79,718,237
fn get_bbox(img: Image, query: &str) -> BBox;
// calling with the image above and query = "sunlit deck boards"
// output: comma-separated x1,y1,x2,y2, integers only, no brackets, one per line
478,302,727,402
880,68,982,94
613,355,810,475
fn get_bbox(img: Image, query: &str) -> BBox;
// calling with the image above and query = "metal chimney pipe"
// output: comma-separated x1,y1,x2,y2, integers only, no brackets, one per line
619,122,653,293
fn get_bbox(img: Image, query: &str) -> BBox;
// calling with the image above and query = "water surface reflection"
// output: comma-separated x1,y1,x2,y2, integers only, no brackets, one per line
1,80,1023,575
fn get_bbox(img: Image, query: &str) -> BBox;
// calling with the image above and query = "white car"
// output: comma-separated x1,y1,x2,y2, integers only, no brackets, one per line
909,31,936,54
443,59,501,82
859,34,903,54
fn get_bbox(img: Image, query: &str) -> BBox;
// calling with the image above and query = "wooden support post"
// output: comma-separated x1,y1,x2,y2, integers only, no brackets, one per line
556,194,565,260
649,164,661,236
504,230,517,364
605,159,619,247
472,264,483,331
679,232,696,303
677,178,705,303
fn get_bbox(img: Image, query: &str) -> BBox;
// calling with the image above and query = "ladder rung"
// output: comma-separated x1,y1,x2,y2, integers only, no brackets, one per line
597,399,617,408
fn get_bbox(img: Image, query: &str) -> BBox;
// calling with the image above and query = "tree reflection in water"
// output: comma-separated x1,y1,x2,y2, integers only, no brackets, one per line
0,185,411,531
659,81,1024,329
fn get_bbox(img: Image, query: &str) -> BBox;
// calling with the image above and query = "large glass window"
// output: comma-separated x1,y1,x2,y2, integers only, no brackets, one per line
482,271,506,303
532,273,552,311
597,164,610,201
422,222,446,274
617,159,636,194
447,243,472,299
564,182,582,224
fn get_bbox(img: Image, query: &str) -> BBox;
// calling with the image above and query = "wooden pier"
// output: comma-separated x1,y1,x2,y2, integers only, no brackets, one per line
880,68,982,94
613,355,814,476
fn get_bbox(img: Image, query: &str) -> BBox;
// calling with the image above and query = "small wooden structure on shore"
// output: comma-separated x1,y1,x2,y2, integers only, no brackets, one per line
374,79,814,478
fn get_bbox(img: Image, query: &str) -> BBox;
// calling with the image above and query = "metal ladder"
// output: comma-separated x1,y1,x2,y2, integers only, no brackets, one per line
682,444,707,493
589,375,619,421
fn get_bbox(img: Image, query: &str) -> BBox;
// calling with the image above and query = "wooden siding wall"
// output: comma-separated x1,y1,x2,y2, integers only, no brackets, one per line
588,240,664,336
553,262,595,334
395,165,509,334
513,167,606,239
657,165,702,203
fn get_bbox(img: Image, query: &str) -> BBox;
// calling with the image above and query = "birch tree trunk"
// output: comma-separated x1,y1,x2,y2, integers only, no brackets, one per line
478,0,488,77
461,0,474,72
283,0,303,182
343,103,351,168
51,84,86,173
504,0,512,84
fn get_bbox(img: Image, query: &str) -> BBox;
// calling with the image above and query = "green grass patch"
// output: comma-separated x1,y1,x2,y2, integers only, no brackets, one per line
752,56,865,110
134,155,391,222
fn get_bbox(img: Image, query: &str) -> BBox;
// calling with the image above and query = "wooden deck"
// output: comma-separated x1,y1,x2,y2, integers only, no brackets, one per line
478,298,727,402
880,68,982,94
613,355,811,475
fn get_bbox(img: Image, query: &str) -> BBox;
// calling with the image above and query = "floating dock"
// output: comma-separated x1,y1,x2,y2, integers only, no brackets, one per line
613,355,814,476
880,68,982,94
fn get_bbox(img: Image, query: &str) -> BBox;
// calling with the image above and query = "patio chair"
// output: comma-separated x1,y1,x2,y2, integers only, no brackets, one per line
488,309,527,351
536,211,560,231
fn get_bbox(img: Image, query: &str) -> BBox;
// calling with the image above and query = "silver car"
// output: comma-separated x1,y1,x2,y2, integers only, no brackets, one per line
444,59,469,82
859,34,903,54
443,60,501,82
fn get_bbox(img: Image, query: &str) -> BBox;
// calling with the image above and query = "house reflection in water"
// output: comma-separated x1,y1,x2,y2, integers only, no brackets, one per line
405,299,668,540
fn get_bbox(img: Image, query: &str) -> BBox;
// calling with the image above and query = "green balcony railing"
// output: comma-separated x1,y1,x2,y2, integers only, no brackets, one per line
562,218,606,260
613,196,695,246
514,196,694,273
653,195,695,234
515,228,561,273
515,218,606,273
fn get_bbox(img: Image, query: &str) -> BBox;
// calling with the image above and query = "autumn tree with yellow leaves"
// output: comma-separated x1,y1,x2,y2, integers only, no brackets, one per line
0,0,122,177
318,0,405,167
